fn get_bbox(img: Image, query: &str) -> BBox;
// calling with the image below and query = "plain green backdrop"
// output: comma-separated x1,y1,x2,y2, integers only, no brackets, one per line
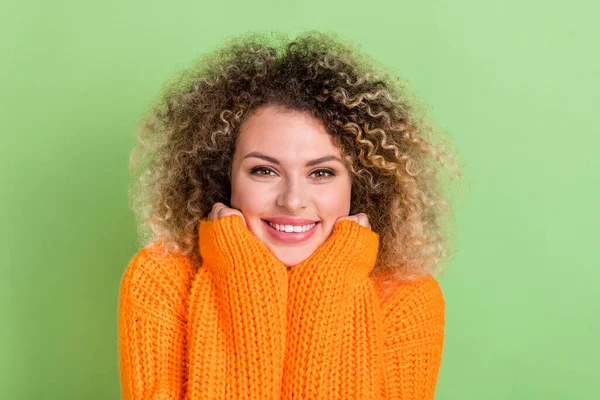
1,0,598,399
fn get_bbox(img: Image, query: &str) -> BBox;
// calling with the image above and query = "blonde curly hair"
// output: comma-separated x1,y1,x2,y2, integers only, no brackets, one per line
128,31,463,288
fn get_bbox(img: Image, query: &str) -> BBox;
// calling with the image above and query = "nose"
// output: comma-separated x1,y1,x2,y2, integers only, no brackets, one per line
276,178,307,212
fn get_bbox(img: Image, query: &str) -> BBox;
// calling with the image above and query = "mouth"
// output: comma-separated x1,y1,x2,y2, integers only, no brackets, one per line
261,219,320,243
264,220,319,233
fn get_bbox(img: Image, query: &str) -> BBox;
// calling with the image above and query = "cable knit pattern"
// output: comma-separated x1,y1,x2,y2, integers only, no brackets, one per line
282,219,384,399
186,216,288,399
118,249,195,399
117,214,445,399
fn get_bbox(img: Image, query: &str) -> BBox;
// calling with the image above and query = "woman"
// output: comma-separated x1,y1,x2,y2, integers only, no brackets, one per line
118,31,461,399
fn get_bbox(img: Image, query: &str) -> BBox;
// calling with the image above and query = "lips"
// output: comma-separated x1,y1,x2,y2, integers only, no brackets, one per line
263,217,320,225
261,219,319,244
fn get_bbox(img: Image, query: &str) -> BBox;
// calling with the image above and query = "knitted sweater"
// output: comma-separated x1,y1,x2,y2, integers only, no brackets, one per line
118,215,445,399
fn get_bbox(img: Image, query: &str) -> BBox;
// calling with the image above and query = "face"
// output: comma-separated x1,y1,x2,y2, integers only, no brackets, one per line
230,105,352,267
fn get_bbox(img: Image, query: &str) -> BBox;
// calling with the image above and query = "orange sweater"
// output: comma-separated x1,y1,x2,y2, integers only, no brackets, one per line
118,215,445,399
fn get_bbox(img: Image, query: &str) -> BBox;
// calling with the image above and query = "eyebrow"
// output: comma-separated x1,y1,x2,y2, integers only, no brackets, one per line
243,152,343,167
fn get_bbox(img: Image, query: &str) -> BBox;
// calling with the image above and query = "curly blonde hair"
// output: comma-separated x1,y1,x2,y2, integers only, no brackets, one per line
128,31,463,288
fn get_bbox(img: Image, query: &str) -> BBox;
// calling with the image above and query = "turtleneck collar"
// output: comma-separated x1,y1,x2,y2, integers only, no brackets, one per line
198,215,380,281
288,219,379,279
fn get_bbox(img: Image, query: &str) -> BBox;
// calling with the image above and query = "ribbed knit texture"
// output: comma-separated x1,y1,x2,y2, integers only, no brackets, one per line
118,215,445,399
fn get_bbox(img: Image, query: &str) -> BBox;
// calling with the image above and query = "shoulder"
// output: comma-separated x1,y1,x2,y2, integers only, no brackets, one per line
380,275,444,307
379,275,445,332
119,244,196,317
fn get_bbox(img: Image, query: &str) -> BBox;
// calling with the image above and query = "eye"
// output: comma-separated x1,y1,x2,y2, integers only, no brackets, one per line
310,168,335,180
249,166,335,180
249,166,277,177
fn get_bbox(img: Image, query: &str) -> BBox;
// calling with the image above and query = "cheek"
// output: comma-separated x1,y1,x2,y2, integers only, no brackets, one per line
230,174,245,209
316,181,352,216
230,177,270,213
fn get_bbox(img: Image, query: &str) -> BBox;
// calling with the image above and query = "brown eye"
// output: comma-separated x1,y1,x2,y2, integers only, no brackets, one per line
250,166,277,176
310,169,335,179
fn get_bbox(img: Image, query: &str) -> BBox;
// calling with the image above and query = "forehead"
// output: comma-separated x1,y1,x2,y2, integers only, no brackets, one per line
235,106,341,160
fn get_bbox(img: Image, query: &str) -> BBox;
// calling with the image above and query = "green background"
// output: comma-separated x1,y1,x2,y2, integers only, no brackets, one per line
1,0,598,399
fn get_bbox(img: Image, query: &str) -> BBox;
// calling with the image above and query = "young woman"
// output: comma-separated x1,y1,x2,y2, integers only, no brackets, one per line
118,31,461,399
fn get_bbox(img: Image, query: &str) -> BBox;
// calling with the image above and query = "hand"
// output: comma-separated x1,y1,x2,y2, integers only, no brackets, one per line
335,213,371,230
208,202,247,227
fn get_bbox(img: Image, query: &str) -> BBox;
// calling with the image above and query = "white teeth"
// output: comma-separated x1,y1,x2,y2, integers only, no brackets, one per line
267,221,316,233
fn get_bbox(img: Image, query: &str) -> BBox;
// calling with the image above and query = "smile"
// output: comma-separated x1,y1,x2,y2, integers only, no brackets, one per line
262,219,319,244
267,221,316,232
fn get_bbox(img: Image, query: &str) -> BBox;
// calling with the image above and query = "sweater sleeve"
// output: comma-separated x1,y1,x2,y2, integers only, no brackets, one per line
282,220,386,399
281,220,446,399
381,276,446,400
117,247,195,400
185,215,289,399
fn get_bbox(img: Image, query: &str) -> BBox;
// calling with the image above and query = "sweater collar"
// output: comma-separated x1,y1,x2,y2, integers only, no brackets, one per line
288,219,380,281
199,216,380,279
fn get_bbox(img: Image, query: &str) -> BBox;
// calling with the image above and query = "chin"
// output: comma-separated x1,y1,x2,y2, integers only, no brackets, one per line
267,243,319,267
274,252,309,268
248,219,320,267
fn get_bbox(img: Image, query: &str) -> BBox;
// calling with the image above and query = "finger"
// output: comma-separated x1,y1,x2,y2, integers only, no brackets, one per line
335,214,359,227
218,207,238,219
212,202,226,212
358,213,371,229
223,210,248,227
211,205,248,228
334,215,350,225
208,202,226,220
